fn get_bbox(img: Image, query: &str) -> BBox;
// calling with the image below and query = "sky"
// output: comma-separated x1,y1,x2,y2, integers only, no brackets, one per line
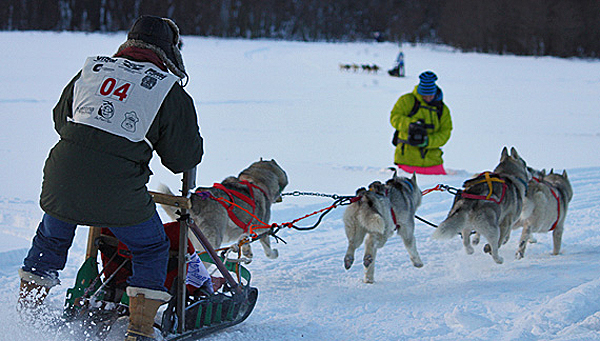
0,31,599,340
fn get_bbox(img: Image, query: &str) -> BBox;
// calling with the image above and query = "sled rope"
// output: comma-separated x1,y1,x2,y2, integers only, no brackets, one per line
235,192,358,246
279,191,359,230
282,195,358,230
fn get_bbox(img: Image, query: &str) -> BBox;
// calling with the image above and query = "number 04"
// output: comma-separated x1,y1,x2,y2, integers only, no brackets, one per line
99,77,132,102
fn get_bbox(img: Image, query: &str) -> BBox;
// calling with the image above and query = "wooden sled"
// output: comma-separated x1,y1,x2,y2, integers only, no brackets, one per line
62,169,258,340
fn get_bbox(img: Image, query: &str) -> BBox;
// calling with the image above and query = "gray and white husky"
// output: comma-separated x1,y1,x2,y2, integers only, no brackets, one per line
433,147,531,264
161,159,288,261
343,173,423,283
513,168,573,259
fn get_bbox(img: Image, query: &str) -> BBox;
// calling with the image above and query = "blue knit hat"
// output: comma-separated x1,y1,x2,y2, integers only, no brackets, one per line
417,71,438,96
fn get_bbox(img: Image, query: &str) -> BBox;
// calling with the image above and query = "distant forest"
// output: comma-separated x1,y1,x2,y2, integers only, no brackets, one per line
2,0,599,58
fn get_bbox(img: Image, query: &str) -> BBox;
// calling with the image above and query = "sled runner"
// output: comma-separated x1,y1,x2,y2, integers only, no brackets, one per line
62,169,258,340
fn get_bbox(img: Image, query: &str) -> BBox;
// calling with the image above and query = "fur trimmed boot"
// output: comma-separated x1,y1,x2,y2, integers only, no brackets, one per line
124,287,171,341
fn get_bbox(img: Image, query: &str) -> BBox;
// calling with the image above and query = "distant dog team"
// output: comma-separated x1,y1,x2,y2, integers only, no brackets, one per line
339,63,381,73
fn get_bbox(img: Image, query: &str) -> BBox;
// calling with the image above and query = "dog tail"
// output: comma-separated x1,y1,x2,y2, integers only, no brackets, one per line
357,192,387,235
432,208,464,240
156,183,180,221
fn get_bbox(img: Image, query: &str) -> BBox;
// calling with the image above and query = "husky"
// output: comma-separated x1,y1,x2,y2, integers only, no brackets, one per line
343,173,423,283
433,147,531,264
513,168,573,259
161,159,288,261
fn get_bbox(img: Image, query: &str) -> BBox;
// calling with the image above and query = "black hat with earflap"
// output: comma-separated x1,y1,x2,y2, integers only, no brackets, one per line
116,15,188,83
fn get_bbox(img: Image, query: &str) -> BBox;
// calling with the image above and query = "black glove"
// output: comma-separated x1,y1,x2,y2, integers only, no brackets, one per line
407,120,428,147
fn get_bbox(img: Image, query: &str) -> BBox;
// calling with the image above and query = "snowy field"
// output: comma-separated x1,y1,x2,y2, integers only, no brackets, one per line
1,31,600,340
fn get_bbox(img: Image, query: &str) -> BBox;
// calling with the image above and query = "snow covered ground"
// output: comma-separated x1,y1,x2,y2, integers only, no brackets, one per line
1,31,599,340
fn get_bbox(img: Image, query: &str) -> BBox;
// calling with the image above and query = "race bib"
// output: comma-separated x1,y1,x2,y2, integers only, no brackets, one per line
71,56,178,146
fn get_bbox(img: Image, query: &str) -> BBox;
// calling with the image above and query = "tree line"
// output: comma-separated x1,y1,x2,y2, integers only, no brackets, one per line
2,0,598,58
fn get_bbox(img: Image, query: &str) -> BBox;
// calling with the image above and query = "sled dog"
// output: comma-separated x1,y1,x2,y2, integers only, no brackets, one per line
513,168,573,259
343,173,423,283
433,147,531,264
161,159,288,261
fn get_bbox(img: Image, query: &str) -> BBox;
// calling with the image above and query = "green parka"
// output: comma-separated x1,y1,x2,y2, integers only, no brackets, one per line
390,86,452,167
40,52,203,227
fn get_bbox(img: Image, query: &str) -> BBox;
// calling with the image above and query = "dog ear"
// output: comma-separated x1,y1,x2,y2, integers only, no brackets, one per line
500,147,509,161
355,187,367,196
388,166,398,178
562,170,568,179
510,147,519,159
411,172,417,183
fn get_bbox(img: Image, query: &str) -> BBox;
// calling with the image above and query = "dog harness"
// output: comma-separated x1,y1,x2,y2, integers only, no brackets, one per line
378,179,414,231
202,181,270,233
531,177,561,231
460,172,507,204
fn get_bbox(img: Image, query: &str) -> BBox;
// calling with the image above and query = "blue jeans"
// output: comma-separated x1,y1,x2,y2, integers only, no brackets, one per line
22,212,170,292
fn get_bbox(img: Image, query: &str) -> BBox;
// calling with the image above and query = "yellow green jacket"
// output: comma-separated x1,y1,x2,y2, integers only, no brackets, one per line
390,86,452,167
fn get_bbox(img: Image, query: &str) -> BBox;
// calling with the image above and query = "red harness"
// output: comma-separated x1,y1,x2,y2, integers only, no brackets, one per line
532,177,561,231
204,181,270,233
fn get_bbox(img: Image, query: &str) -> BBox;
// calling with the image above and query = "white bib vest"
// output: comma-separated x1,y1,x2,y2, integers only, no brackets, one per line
72,56,178,148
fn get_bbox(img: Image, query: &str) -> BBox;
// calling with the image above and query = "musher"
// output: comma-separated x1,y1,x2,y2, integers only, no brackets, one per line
18,15,203,341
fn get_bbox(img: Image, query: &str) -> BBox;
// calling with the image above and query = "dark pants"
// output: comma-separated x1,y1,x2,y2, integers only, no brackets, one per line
22,212,170,292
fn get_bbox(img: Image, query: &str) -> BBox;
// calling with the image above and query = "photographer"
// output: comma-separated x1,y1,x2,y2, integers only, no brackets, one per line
390,71,453,175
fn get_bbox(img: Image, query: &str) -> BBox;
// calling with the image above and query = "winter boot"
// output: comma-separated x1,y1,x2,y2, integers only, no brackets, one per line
18,279,49,312
17,269,57,313
124,287,171,341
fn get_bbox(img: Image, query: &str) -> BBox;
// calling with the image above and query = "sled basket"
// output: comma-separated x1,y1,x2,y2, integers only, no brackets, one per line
63,237,257,340
160,252,258,340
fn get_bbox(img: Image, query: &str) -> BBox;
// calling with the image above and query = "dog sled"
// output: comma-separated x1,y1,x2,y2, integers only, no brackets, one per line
61,169,258,340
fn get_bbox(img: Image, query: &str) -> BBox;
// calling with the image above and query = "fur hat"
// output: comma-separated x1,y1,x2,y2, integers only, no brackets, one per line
417,71,438,96
116,15,187,82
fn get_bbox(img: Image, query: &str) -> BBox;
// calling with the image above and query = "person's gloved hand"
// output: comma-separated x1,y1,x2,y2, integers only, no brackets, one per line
415,135,428,148
408,120,428,147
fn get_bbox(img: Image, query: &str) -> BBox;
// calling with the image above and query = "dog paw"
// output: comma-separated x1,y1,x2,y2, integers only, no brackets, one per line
363,277,374,284
494,256,504,264
266,249,279,259
363,254,373,268
515,251,524,260
483,244,491,254
465,245,475,255
344,255,354,270
472,236,480,245
412,259,424,268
